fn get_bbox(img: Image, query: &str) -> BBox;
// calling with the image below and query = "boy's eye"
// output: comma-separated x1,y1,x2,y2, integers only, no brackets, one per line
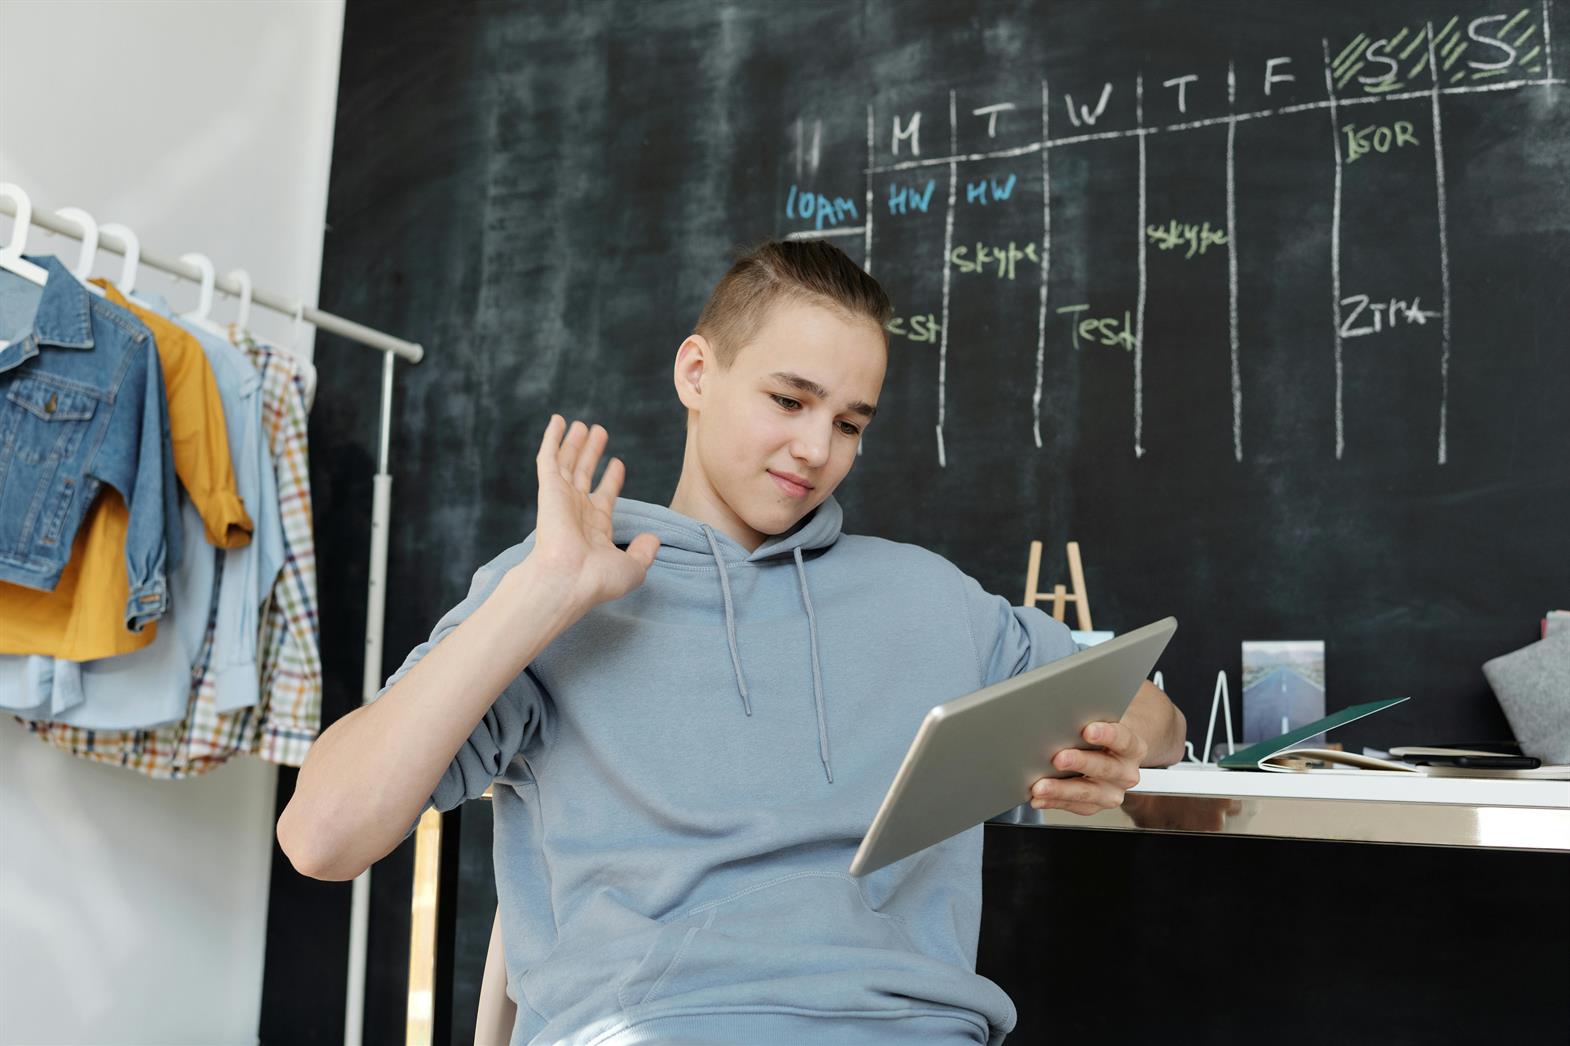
772,393,861,437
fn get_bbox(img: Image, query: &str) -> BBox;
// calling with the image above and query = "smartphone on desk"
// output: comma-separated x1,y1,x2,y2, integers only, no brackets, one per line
1389,745,1541,770
1405,754,1542,769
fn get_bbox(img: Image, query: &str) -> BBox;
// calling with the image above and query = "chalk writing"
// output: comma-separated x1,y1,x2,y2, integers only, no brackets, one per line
1146,219,1228,258
1162,74,1199,113
1339,294,1442,337
950,240,1041,280
965,174,1018,206
1331,9,1546,95
1057,304,1136,352
887,179,937,215
972,102,1016,137
1343,120,1420,162
785,184,858,229
803,6,1555,467
886,313,940,344
1264,56,1295,94
1064,83,1113,127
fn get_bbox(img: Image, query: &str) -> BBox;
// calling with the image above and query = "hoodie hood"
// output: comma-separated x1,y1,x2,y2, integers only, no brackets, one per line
611,494,843,562
612,495,843,782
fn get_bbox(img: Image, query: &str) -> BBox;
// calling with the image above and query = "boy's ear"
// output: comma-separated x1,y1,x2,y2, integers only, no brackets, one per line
673,334,711,411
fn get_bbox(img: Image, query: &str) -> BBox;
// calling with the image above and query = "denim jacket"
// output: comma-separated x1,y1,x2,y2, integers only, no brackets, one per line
0,256,180,628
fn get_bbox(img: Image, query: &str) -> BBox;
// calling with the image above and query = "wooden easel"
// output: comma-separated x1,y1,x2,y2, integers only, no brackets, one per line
1023,540,1093,630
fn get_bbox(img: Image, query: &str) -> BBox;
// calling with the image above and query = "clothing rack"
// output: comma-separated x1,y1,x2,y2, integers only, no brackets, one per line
1,184,412,1046
0,191,422,362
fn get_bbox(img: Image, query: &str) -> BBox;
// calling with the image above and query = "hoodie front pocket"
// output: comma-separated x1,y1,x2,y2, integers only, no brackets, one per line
615,870,920,1013
616,910,716,1010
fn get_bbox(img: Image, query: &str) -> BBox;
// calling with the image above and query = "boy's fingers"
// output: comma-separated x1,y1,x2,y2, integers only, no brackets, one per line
557,419,588,477
536,414,564,475
574,425,607,492
1031,775,1122,809
1085,721,1139,757
590,456,625,512
1053,748,1140,789
626,532,660,568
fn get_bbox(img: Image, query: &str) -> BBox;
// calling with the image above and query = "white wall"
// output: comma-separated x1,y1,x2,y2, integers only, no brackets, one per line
0,2,345,1043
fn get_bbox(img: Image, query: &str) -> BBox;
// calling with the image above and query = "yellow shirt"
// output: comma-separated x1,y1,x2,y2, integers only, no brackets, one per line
0,283,252,659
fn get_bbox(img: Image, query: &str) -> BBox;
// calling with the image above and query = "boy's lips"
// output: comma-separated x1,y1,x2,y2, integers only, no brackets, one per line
769,470,813,489
768,470,813,497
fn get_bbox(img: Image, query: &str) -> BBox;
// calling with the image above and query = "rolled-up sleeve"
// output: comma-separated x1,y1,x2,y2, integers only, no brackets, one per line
375,537,552,837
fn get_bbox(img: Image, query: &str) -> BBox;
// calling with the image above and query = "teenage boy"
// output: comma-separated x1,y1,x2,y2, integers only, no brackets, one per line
279,240,1185,1045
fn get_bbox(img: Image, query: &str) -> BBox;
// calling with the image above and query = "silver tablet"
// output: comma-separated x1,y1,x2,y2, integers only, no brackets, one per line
848,617,1177,877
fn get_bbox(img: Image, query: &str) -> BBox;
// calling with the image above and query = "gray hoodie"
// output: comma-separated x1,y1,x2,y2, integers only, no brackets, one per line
379,495,1079,1044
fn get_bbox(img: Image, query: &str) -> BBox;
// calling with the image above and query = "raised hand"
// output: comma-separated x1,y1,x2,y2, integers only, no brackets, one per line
528,415,660,609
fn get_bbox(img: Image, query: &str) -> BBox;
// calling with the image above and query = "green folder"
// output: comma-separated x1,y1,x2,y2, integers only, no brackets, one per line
1218,697,1410,770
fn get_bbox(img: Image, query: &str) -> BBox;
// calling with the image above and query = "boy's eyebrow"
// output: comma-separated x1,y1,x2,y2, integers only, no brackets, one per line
768,371,878,419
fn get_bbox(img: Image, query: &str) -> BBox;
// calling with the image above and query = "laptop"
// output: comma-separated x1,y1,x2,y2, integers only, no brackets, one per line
848,617,1178,876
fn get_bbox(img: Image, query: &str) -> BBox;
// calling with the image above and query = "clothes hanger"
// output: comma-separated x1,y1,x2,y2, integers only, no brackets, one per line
177,251,226,337
0,183,49,352
289,296,318,401
99,222,141,296
0,182,50,285
256,294,321,405
224,268,253,332
54,207,107,296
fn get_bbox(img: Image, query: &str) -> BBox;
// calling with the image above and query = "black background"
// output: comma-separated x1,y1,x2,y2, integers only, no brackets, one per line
263,2,1570,1043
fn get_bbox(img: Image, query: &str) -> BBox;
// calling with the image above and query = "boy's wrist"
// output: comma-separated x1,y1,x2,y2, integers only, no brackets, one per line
503,554,596,620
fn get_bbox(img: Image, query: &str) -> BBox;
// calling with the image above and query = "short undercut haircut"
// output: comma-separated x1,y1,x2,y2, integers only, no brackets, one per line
693,239,893,370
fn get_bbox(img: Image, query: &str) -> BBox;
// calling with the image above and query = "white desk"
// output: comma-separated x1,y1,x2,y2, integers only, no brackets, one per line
989,766,1570,851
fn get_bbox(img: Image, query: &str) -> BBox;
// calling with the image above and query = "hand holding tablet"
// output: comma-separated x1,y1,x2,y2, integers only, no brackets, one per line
1029,717,1150,816
850,618,1177,876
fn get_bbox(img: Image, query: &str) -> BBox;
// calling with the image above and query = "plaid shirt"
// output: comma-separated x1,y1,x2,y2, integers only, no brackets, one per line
239,328,320,766
17,329,321,776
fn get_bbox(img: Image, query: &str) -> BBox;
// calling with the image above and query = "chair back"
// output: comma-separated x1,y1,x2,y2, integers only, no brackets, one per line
474,906,516,1045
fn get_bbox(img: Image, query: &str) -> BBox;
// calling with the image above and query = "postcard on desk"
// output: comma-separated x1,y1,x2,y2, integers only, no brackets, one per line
1218,698,1409,771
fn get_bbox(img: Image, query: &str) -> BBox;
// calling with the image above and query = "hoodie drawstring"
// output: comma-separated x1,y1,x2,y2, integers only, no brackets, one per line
698,525,834,783
794,546,834,783
701,525,753,716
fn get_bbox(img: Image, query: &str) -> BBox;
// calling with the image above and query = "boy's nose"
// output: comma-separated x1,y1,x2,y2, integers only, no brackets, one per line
790,434,830,467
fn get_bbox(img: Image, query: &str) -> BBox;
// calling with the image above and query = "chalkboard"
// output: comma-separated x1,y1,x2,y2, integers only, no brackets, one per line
263,2,1570,1043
